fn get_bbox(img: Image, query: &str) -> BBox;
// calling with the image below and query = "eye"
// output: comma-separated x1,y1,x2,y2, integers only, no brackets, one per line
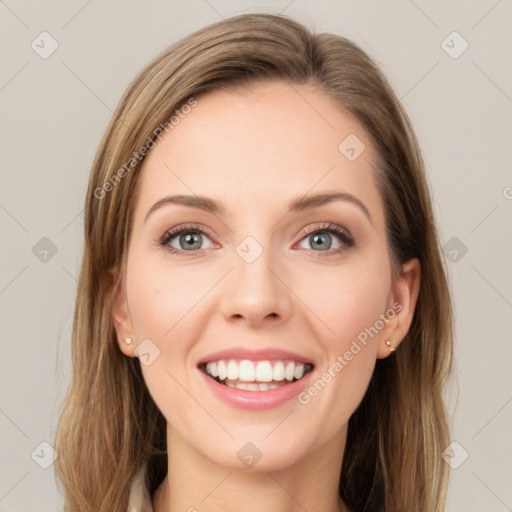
296,223,355,254
159,224,214,254
158,222,355,256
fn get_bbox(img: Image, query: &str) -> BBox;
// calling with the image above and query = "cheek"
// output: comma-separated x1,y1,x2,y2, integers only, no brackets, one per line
298,258,391,347
125,254,202,428
126,253,210,339
295,259,390,419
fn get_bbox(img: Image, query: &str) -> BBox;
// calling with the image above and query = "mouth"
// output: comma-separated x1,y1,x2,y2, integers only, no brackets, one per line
198,359,315,392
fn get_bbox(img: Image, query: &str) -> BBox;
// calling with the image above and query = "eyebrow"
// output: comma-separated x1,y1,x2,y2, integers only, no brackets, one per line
144,191,372,225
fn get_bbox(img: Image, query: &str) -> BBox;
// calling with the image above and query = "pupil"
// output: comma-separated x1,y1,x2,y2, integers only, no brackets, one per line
311,232,331,250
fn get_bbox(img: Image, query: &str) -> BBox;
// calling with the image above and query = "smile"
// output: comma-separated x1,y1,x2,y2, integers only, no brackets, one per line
199,359,314,392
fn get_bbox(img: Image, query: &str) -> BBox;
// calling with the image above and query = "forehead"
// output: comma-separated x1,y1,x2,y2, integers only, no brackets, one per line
133,81,383,224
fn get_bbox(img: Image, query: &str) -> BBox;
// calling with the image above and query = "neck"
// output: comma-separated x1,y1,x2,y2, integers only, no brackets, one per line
152,425,349,512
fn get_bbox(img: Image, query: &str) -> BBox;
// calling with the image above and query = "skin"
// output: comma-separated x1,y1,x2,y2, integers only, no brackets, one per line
112,80,420,512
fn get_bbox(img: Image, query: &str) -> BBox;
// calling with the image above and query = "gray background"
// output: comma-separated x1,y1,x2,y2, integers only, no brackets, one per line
1,1,511,511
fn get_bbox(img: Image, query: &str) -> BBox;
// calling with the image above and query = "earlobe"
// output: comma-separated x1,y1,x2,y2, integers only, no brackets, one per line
109,267,135,358
377,258,421,359
384,339,396,352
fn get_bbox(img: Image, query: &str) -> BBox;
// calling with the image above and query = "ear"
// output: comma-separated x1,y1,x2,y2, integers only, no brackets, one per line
109,266,135,358
377,258,421,359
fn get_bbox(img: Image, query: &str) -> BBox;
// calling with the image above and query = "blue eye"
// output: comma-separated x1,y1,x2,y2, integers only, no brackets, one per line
297,224,355,253
159,222,355,256
159,224,213,254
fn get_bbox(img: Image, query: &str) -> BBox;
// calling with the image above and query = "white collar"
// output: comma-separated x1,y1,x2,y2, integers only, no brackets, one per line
127,463,153,512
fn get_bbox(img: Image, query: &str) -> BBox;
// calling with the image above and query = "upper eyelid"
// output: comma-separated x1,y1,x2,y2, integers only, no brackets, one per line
162,222,349,237
300,223,352,237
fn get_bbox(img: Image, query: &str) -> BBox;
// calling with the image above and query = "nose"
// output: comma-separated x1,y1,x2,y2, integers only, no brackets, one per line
219,246,292,329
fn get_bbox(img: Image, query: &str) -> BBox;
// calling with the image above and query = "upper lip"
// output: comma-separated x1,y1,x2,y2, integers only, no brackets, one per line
198,347,315,366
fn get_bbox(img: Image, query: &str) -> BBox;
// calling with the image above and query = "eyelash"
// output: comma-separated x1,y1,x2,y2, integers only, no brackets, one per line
158,222,355,256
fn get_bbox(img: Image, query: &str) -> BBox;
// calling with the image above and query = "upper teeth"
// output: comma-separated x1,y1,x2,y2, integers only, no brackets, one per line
205,359,308,382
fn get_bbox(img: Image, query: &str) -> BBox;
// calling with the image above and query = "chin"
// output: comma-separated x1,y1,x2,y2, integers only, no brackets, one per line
196,435,311,473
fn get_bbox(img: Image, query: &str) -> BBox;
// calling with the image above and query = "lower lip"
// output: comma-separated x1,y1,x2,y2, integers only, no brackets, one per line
198,368,314,410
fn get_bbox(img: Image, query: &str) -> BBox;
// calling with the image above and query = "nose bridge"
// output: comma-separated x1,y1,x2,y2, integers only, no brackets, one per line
220,235,291,325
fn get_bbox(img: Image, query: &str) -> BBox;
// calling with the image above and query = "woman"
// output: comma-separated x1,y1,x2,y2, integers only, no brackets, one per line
54,13,453,512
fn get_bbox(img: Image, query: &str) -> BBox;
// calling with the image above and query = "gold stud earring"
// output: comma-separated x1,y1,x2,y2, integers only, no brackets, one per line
124,337,132,345
385,340,395,352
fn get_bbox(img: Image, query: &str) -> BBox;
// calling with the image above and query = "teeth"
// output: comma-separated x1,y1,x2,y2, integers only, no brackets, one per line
285,362,295,381
217,361,226,380
206,362,219,377
202,359,311,386
227,360,238,380
273,361,285,381
224,381,285,391
255,361,273,382
294,364,305,380
239,360,255,381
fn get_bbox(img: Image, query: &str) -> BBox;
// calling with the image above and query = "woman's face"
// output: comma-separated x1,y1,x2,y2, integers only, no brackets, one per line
113,80,419,471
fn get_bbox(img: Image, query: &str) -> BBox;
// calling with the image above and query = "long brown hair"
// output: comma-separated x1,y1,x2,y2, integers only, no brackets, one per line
54,13,453,512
